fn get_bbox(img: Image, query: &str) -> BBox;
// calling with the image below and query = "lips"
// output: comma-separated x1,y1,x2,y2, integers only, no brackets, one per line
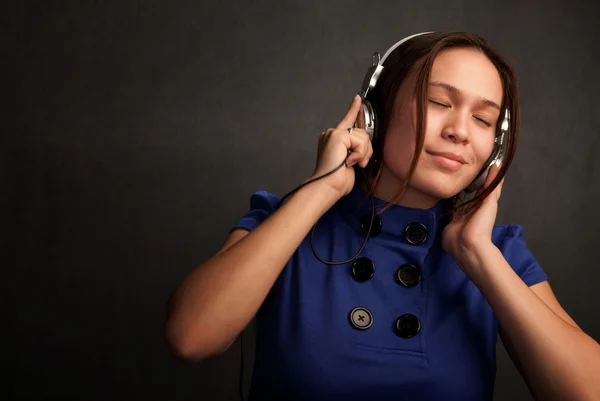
428,151,466,164
427,150,467,171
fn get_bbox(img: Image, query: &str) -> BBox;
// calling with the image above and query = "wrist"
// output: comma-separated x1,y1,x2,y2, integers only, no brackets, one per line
302,176,344,202
299,177,343,208
454,240,499,273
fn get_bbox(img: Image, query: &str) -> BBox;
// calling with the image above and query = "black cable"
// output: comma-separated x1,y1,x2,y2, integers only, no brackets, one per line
309,165,374,265
275,149,352,210
276,149,376,265
239,150,377,401
239,330,244,401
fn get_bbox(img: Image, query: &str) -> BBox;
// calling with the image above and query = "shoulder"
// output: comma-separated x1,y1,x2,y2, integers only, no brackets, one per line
491,223,527,247
491,223,548,286
491,223,534,261
247,190,280,212
229,190,281,233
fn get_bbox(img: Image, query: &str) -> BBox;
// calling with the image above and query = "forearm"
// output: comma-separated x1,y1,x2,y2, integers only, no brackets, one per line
460,243,600,401
165,180,339,361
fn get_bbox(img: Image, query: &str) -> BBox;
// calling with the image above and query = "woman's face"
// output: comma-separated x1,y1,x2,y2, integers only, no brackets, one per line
378,47,504,206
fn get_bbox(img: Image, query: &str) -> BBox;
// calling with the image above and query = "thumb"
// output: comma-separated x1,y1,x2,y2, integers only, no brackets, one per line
336,95,362,130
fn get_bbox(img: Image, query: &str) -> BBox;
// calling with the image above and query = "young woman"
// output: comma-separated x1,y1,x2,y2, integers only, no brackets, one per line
165,31,600,401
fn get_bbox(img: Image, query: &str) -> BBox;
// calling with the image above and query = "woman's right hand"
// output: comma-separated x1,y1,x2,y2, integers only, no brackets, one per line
307,95,374,199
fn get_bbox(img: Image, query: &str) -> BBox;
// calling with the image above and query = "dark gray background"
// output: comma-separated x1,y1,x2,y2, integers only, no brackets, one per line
5,1,599,400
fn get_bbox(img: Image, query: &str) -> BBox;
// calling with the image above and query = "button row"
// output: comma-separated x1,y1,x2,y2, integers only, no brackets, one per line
360,215,428,245
351,258,422,287
348,215,426,339
349,307,421,338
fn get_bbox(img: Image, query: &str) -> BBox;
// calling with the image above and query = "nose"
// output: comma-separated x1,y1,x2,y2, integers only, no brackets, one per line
441,112,470,144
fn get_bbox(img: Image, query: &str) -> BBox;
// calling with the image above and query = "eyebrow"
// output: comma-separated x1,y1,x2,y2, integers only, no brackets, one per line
429,81,501,110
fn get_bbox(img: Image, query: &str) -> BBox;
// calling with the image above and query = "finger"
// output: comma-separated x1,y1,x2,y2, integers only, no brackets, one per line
475,163,500,199
339,130,369,167
484,162,501,188
335,95,362,130
359,145,374,168
349,129,372,168
349,128,373,168
358,134,374,168
496,177,505,200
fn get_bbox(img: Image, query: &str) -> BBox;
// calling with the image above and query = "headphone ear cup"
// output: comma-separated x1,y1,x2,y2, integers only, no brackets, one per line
464,167,489,193
463,144,500,193
357,98,377,143
357,98,383,178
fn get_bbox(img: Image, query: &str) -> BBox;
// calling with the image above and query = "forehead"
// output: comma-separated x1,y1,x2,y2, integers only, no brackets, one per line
430,48,503,103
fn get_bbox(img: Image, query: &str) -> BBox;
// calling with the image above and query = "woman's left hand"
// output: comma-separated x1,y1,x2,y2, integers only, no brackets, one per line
442,164,504,272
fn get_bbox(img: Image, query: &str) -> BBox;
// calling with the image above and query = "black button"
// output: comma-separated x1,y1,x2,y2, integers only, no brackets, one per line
395,314,421,338
397,264,421,287
351,257,375,282
361,214,382,237
404,222,427,245
349,307,373,330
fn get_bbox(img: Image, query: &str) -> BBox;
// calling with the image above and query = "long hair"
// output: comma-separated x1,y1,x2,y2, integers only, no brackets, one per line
359,31,520,217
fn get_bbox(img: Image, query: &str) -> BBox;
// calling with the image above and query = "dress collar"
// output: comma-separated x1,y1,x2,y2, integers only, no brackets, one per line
336,184,453,248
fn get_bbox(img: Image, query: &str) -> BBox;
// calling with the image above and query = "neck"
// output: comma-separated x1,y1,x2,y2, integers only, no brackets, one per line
361,163,441,210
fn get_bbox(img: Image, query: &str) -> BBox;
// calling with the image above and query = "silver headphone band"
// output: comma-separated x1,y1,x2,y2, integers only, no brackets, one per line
379,31,433,65
360,32,432,99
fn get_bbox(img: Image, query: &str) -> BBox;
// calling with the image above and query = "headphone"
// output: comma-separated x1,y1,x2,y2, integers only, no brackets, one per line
356,31,509,194
275,31,511,263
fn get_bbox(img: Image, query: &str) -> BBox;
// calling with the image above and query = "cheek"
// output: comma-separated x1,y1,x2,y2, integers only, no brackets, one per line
473,135,497,165
382,120,416,175
381,101,418,171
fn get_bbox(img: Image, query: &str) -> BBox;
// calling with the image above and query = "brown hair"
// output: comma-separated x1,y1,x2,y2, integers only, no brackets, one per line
360,31,520,217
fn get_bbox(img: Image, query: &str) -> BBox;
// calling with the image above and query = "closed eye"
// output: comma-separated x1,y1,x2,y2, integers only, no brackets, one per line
473,116,492,127
428,99,450,108
429,98,493,127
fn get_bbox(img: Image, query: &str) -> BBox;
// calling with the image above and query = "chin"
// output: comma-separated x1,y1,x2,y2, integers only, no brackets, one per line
410,172,469,200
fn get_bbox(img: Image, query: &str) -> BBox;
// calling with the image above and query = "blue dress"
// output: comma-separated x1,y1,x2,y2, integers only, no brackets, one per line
230,184,548,401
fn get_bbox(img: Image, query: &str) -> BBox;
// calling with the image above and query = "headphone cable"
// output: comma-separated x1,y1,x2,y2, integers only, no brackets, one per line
239,151,376,401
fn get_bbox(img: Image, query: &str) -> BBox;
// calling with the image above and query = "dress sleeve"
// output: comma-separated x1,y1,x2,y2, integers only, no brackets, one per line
229,190,281,233
496,224,548,287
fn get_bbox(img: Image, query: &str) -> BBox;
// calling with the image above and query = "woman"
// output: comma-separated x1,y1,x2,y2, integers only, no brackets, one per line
164,31,600,400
